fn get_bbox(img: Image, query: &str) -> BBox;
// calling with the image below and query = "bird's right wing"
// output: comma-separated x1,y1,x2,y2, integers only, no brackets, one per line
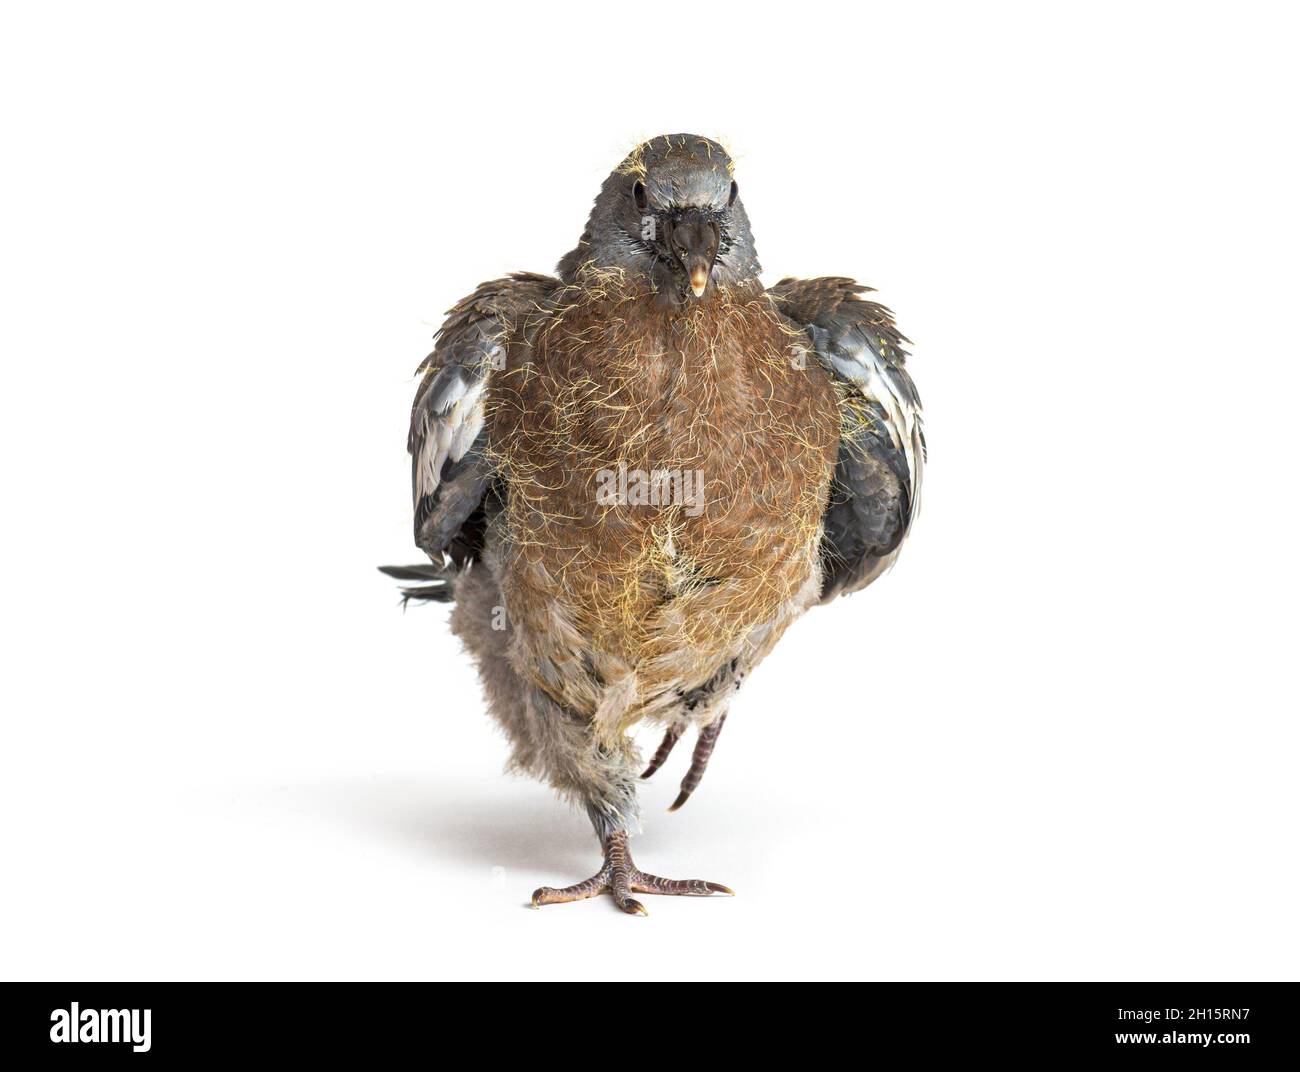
768,276,925,602
407,272,556,565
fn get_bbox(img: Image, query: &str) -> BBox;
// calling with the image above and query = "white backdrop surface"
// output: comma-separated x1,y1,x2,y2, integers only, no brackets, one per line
1,1,1296,980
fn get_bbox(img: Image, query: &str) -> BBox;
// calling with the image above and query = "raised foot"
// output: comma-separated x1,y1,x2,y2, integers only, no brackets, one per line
641,713,728,812
531,831,734,916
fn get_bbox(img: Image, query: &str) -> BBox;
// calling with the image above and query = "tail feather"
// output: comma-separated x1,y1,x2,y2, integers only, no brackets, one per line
378,563,449,581
378,563,456,605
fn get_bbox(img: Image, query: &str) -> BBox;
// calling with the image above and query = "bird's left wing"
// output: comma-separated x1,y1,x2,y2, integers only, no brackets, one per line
392,273,556,598
768,276,925,602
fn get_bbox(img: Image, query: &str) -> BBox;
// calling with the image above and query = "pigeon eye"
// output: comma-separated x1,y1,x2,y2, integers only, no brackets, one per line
632,181,649,212
728,180,738,207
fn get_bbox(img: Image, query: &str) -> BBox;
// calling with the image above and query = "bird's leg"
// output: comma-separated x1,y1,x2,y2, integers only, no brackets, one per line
640,723,684,778
523,685,732,915
669,711,727,811
531,830,732,915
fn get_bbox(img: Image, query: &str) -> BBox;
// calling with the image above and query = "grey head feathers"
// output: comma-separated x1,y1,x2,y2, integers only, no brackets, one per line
557,134,761,290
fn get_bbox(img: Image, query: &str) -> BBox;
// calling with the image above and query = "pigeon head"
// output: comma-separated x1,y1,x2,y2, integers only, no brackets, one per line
558,134,761,299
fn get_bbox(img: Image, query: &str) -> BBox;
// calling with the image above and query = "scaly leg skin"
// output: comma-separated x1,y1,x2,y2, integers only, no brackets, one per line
531,831,733,916
669,712,727,811
641,713,728,811
640,723,683,779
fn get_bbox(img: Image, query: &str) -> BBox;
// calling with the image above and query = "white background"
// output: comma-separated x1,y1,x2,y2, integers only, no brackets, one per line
2,1,1297,981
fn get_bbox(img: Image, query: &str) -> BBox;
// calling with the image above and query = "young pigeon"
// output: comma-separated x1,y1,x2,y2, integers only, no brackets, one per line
382,135,924,914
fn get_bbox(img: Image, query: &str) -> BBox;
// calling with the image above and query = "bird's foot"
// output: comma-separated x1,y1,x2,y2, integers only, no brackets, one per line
641,712,728,811
531,831,733,916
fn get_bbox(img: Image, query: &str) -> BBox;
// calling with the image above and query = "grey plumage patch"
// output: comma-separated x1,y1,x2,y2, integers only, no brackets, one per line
407,273,556,562
769,277,926,601
557,135,761,287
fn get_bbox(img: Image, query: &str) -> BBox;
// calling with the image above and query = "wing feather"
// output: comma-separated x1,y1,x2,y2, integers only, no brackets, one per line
769,276,925,601
408,272,556,560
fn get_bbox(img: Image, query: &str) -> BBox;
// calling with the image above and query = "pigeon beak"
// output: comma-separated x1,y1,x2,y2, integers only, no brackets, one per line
667,211,721,300
688,260,710,297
